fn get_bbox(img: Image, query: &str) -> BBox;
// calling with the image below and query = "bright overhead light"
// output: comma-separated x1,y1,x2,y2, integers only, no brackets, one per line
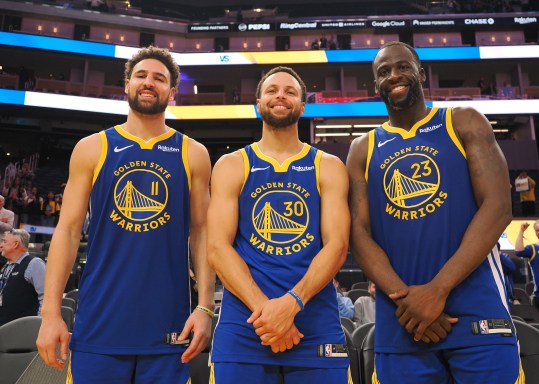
353,124,380,128
493,129,509,133
351,132,368,136
315,124,352,129
315,133,351,137
489,120,498,125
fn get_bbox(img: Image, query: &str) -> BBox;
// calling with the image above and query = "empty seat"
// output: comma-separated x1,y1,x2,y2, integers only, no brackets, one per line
340,316,356,336
360,324,375,384
346,289,370,304
0,316,42,384
514,319,539,383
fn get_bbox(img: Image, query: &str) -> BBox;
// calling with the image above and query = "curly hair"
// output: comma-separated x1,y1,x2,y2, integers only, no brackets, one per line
124,46,179,90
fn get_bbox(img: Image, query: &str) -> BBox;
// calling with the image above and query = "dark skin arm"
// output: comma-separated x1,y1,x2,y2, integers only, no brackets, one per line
347,133,457,343
391,107,512,341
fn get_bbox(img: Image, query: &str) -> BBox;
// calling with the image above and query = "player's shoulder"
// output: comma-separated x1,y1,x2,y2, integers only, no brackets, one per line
212,150,245,176
319,151,345,169
72,132,103,159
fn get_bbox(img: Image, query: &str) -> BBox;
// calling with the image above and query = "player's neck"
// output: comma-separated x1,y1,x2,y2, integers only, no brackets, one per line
123,111,168,141
258,126,304,164
387,103,430,132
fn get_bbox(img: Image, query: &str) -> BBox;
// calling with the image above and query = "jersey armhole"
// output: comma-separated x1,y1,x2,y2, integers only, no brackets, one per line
446,107,467,159
239,148,249,194
314,149,323,194
92,131,108,186
364,130,375,182
182,134,191,191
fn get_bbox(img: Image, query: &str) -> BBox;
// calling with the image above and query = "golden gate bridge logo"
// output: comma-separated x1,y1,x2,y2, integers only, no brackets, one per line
114,169,168,221
383,153,440,208
252,191,309,244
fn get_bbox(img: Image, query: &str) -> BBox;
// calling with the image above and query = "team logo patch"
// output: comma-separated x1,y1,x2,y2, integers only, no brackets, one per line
248,182,316,256
383,153,440,208
114,169,168,221
109,162,173,233
252,190,309,244
378,147,448,221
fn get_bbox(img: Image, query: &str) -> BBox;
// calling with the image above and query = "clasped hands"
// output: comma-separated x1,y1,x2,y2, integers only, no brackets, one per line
389,284,458,343
247,294,304,353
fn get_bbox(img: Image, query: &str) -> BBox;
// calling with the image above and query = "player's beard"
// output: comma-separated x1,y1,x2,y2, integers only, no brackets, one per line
259,105,302,128
380,78,422,111
128,90,169,115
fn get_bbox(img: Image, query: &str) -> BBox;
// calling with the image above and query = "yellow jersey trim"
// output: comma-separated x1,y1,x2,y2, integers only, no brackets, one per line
530,244,536,263
209,363,216,383
365,130,375,182
251,142,311,173
114,125,176,150
93,131,108,186
314,149,323,194
382,107,439,139
239,148,249,194
446,107,466,159
182,134,191,191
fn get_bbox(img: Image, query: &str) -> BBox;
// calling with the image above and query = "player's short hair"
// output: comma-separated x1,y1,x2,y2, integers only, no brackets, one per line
255,66,307,102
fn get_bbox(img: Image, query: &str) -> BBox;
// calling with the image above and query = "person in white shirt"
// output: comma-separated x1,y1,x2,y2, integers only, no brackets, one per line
353,281,376,325
0,195,14,232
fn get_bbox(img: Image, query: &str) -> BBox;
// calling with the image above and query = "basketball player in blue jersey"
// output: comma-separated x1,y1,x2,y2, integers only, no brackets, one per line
36,46,215,383
347,42,524,383
207,66,351,383
515,221,539,309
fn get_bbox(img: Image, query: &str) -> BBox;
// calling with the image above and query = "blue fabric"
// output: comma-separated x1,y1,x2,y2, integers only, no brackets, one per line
366,107,515,353
70,351,189,384
212,143,347,368
70,126,191,355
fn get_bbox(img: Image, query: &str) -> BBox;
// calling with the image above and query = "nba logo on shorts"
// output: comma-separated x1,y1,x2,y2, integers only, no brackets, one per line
325,344,332,357
479,320,489,334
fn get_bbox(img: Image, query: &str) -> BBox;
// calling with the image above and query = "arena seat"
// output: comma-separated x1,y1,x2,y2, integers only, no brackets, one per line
360,324,375,384
514,319,539,383
0,316,41,384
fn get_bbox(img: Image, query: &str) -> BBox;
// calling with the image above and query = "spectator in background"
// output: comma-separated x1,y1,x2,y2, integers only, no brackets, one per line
514,221,539,309
17,162,34,190
334,278,354,320
353,281,376,325
22,186,42,226
515,170,536,217
478,77,495,96
498,81,515,98
6,176,25,222
0,229,45,326
0,195,14,232
497,242,517,305
41,191,59,228
232,88,240,104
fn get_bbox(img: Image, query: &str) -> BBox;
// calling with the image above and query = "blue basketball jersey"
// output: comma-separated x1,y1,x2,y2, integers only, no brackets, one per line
365,107,516,353
515,244,539,297
70,125,191,355
211,143,347,368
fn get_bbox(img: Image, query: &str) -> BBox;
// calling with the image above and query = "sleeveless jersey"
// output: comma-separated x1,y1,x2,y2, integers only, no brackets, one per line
365,107,516,353
515,244,539,297
70,125,191,355
211,143,347,368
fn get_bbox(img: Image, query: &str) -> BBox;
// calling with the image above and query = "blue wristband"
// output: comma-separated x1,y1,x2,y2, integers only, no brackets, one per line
287,290,304,311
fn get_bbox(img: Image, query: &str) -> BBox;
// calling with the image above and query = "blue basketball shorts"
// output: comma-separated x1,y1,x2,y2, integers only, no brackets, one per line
68,350,189,384
373,344,523,384
210,362,352,384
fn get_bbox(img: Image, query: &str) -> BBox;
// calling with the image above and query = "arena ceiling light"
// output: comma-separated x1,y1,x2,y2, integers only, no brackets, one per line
315,132,351,137
315,124,352,129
